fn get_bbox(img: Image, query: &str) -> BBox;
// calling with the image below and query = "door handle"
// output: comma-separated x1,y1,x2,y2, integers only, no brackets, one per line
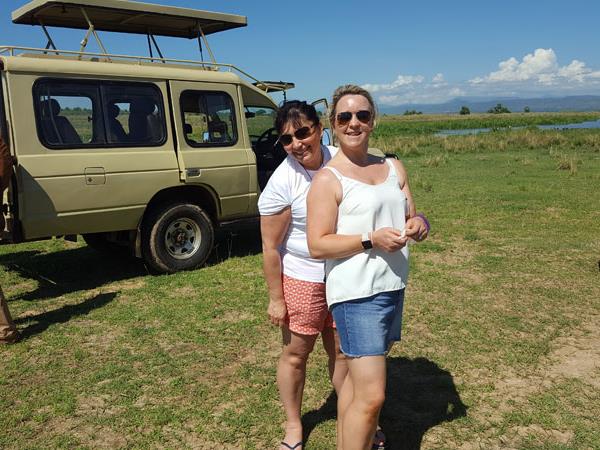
186,168,201,177
84,167,106,185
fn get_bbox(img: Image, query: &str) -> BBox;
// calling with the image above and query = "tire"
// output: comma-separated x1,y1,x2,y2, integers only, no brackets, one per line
141,202,214,273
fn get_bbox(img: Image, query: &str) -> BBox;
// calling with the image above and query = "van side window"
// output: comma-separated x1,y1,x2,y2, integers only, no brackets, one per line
102,84,165,145
35,83,99,146
33,79,166,149
180,91,237,146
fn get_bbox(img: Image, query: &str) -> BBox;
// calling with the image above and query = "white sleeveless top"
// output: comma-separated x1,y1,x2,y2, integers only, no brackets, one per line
324,159,409,306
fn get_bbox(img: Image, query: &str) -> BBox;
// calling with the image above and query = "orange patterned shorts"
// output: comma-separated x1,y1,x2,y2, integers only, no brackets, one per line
282,274,334,335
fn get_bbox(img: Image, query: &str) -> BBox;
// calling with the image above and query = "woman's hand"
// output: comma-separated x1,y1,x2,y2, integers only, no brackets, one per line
372,227,408,252
405,216,428,241
268,298,287,327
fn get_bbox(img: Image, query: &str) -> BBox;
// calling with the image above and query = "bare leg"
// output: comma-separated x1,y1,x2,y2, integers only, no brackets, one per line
321,327,348,395
336,371,353,450
277,327,319,450
341,356,387,450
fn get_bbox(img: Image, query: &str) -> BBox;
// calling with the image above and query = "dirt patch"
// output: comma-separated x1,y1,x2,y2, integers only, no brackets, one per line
161,424,243,449
103,278,146,293
419,244,476,268
217,310,256,323
77,394,125,417
169,285,196,299
449,314,599,449
545,314,600,388
40,416,129,449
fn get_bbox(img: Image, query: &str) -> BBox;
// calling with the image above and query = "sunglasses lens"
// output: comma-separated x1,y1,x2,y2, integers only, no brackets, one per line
294,126,311,140
356,110,372,123
278,135,292,146
337,112,352,124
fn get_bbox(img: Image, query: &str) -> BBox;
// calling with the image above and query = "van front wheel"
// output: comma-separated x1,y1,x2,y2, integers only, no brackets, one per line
142,203,214,273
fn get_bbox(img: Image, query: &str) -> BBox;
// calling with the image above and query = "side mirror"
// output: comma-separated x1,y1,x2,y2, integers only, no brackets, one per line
321,128,332,146
245,112,256,119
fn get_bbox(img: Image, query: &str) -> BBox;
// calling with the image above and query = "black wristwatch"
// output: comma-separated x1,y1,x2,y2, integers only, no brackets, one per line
361,232,373,250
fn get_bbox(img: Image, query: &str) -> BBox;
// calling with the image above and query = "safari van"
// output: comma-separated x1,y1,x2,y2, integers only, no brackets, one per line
0,0,301,273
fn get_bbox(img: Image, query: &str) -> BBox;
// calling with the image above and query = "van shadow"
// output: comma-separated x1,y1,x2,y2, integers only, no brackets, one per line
301,357,467,450
0,247,146,302
0,226,263,302
208,222,263,265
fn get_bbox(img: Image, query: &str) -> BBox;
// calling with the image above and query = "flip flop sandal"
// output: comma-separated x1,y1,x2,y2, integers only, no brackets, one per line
372,429,386,450
281,441,302,450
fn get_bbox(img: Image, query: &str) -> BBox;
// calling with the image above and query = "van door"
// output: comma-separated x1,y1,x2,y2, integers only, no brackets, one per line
169,81,252,219
311,98,334,146
0,71,13,240
9,74,179,240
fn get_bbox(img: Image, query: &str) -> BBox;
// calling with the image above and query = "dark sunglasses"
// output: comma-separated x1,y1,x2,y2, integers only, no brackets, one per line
276,125,315,146
336,110,372,125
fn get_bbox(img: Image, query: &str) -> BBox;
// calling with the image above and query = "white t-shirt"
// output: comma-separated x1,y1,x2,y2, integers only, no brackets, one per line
258,145,337,283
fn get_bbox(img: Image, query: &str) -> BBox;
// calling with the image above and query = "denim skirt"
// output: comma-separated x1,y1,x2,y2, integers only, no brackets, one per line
330,289,405,357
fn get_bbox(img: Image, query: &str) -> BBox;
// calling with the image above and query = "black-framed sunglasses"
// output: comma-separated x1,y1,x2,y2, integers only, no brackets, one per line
336,110,372,125
276,125,316,146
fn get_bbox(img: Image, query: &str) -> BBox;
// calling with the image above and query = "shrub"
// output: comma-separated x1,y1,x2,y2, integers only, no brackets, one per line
487,103,511,114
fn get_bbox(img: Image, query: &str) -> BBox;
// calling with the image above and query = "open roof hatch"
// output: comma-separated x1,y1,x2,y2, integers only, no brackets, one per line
7,0,294,97
12,0,247,64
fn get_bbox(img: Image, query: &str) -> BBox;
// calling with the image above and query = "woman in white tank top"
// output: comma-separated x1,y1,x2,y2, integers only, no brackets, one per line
307,85,429,450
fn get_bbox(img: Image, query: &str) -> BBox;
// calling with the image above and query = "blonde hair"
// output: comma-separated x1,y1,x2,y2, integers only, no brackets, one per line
328,84,377,127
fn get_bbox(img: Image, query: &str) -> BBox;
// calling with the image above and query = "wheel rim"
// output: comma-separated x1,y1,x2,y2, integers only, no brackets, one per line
164,217,202,260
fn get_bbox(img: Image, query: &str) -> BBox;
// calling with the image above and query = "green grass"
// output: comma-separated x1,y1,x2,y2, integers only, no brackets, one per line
1,112,599,449
373,111,600,136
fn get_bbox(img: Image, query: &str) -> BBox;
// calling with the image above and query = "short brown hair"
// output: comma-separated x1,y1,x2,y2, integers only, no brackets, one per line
328,84,377,127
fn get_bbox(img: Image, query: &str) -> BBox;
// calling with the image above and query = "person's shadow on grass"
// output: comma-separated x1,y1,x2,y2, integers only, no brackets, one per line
14,291,117,340
301,357,467,450
381,356,467,449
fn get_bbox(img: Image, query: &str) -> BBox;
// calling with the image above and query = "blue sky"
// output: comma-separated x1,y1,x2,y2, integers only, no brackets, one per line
1,0,600,106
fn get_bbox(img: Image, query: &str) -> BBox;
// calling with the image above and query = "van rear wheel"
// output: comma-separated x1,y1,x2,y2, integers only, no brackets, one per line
142,203,214,273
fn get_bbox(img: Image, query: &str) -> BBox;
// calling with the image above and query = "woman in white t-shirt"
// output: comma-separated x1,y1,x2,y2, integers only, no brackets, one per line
258,101,344,450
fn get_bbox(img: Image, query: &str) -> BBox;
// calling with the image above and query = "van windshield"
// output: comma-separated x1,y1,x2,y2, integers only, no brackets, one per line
246,106,276,145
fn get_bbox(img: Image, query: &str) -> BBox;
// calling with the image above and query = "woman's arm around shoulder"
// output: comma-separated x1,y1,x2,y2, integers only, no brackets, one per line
306,168,343,260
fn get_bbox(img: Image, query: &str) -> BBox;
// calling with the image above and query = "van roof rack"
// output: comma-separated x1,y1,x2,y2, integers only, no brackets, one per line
6,1,294,97
12,0,248,66
12,0,247,38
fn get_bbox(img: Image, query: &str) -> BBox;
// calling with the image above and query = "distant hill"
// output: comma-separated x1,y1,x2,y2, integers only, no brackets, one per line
380,95,600,115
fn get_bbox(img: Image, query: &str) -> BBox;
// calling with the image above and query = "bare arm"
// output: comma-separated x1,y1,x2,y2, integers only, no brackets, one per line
307,169,408,260
392,158,428,241
392,158,416,218
260,209,291,327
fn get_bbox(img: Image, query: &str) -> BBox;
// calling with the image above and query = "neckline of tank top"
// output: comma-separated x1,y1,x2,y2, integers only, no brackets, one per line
325,160,395,187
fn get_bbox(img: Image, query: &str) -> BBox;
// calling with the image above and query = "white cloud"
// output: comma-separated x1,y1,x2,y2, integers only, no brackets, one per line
361,48,600,107
362,74,424,93
470,48,600,86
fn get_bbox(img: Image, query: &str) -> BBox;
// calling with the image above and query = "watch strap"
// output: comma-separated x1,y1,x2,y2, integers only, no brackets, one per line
361,232,373,250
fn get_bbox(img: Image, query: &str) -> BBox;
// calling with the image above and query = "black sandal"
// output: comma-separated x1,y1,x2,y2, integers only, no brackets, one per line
281,441,302,450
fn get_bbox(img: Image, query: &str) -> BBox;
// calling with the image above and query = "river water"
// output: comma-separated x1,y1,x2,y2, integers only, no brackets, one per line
434,119,600,137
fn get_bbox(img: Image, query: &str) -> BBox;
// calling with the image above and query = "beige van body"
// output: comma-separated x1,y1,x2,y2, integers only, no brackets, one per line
0,0,290,272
